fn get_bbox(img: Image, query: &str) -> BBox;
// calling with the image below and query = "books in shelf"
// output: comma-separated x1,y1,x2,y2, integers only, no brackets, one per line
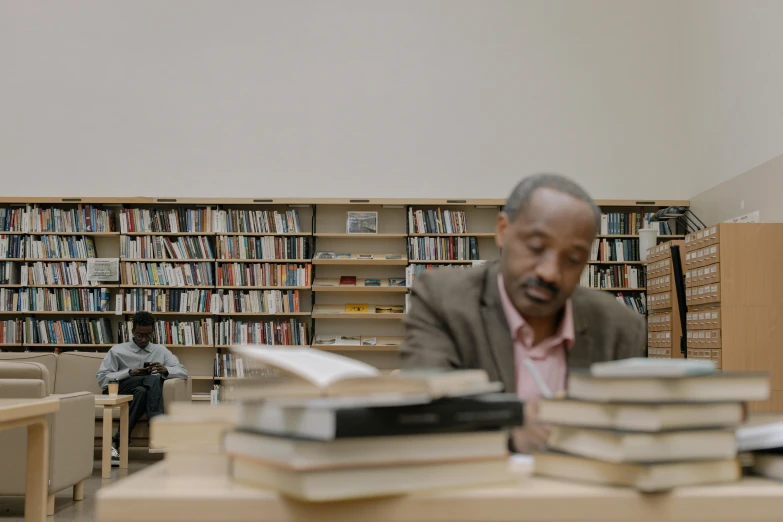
408,207,468,234
121,261,215,287
25,235,96,259
123,288,214,314
22,261,89,287
590,238,640,262
0,208,26,232
120,235,215,260
599,212,674,236
0,261,20,285
119,318,215,346
0,319,23,344
5,287,112,313
216,262,311,287
0,235,24,259
18,205,115,233
213,209,302,234
407,237,478,261
580,264,645,289
615,291,646,314
217,236,308,260
119,207,212,233
215,318,309,346
314,252,404,261
212,289,302,314
24,316,113,345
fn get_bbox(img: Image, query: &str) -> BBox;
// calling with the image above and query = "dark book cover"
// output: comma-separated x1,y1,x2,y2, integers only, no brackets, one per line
339,276,357,286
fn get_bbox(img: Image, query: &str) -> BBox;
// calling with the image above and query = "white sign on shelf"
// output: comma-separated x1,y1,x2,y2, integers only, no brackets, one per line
86,258,120,282
724,211,760,224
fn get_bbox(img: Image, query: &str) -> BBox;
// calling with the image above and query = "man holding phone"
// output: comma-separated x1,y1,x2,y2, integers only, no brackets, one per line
97,311,188,465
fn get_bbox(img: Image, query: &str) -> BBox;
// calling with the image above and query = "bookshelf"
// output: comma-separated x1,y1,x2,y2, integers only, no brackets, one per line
644,241,686,361
683,223,783,412
0,197,688,400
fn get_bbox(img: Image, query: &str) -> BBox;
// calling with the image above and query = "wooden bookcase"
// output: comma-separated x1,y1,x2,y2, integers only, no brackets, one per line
683,223,783,412
0,197,688,401
644,241,686,360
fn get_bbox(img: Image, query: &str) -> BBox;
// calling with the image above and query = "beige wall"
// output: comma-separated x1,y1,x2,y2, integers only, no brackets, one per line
682,0,783,197
690,153,783,226
0,0,688,199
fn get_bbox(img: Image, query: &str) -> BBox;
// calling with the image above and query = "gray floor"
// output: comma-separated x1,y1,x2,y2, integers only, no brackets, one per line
0,460,153,522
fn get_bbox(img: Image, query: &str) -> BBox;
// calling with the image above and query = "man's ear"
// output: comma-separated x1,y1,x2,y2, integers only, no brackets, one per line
496,212,510,249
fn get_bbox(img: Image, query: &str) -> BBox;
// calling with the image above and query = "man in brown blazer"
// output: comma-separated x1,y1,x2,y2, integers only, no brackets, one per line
400,174,647,452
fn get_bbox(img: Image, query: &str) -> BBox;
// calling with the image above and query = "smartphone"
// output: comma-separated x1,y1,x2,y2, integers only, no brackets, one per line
143,362,153,368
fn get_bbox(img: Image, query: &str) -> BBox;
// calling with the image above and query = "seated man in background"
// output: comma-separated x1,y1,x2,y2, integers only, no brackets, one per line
400,173,646,453
97,311,188,464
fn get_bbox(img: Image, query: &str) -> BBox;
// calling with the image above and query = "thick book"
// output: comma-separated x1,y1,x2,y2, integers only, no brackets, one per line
568,371,769,403
224,429,508,470
752,451,783,481
236,393,523,440
232,457,512,502
590,358,717,377
547,426,737,463
228,345,500,399
538,399,744,432
339,276,356,286
534,452,740,492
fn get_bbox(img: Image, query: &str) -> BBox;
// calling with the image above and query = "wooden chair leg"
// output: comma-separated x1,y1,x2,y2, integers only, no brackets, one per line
73,480,84,501
46,494,55,516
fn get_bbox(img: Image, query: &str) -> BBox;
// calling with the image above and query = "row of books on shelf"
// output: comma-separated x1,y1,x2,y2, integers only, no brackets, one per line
122,261,215,286
0,287,112,312
407,208,468,234
216,262,311,287
590,238,640,262
119,208,303,234
216,236,309,260
0,205,115,233
122,288,305,314
599,212,674,235
2,317,312,347
25,235,98,260
214,353,282,378
407,237,479,261
120,235,215,260
580,265,646,289
614,292,647,314
313,252,404,260
0,235,24,259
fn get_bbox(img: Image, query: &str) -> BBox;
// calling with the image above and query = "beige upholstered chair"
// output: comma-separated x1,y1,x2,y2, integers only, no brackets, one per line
0,352,191,452
0,361,94,515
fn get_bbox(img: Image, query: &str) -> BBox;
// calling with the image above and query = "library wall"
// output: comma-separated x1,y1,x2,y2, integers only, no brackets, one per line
0,1,688,199
689,154,783,226
683,0,783,197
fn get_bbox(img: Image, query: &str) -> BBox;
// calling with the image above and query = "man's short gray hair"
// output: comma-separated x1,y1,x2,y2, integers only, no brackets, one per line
503,173,601,231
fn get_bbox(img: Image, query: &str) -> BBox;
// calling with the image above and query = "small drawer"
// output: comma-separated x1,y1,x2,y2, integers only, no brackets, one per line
647,292,672,310
699,263,720,285
648,347,672,359
648,312,672,332
686,307,721,330
687,329,722,349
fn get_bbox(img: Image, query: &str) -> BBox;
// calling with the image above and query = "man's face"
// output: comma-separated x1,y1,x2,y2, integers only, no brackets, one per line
132,325,154,349
496,188,596,318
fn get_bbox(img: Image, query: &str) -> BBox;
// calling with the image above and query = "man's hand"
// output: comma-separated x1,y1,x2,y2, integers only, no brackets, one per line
129,367,151,377
511,400,552,454
148,362,168,376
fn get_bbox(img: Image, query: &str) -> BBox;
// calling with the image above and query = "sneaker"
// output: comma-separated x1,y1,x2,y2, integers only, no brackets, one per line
111,447,120,467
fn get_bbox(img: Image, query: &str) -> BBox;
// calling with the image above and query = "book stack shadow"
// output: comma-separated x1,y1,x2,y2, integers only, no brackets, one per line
220,345,524,501
533,359,770,492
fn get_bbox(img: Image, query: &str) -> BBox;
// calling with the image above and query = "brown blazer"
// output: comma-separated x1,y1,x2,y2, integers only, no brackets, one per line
399,260,647,393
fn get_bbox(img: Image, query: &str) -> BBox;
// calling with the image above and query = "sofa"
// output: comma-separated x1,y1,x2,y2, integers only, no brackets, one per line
0,361,94,515
0,352,191,453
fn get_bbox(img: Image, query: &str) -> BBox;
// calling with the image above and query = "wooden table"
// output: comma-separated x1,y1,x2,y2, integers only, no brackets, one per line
0,398,60,522
95,394,132,479
96,459,783,522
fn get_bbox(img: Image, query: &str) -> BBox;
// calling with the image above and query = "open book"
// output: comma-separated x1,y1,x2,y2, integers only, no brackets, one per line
228,345,501,399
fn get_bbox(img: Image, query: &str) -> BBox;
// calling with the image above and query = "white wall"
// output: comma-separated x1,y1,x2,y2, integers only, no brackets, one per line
683,0,783,197
0,0,688,199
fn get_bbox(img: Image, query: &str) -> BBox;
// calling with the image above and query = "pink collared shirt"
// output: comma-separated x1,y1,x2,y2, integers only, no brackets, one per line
498,275,575,401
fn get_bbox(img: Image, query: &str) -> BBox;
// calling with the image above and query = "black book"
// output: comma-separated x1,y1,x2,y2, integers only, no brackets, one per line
237,393,523,441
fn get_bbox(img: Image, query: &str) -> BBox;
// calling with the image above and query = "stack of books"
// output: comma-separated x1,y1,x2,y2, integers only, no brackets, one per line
534,358,770,492
221,346,522,501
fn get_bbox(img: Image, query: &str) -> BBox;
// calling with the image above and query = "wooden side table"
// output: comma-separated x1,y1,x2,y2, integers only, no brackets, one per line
0,398,60,522
95,394,133,479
